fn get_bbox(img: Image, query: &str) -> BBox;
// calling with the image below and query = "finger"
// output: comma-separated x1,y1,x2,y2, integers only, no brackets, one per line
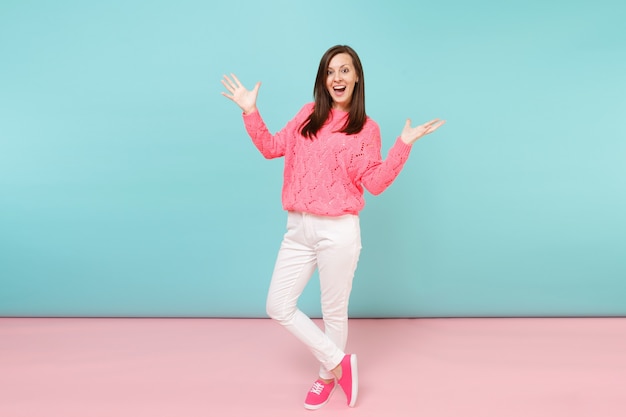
430,120,446,130
425,120,446,133
222,73,233,84
221,75,234,90
424,118,441,127
220,91,234,101
221,75,237,92
220,79,235,93
231,73,243,88
421,119,444,131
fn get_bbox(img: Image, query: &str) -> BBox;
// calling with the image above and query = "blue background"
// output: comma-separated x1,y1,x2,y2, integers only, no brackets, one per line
1,0,625,317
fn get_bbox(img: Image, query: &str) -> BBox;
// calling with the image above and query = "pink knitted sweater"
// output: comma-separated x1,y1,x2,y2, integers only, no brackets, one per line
243,103,412,216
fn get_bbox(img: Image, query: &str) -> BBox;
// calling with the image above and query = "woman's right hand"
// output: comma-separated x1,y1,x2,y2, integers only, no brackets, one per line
221,73,261,115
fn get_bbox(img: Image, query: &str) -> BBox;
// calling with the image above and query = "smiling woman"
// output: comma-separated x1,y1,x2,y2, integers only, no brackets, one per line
221,44,444,410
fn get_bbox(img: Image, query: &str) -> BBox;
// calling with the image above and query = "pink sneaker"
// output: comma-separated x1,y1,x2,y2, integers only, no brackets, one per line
304,378,336,410
337,354,358,407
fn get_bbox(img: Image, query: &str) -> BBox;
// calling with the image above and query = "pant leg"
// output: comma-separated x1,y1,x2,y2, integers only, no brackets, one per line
265,212,345,372
314,214,362,379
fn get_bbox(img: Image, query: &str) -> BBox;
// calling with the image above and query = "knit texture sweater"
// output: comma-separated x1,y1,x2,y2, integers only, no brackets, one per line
243,102,413,216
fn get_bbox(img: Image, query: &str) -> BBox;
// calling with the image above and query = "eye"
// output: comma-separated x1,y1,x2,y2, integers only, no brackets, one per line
327,70,334,76
341,68,349,73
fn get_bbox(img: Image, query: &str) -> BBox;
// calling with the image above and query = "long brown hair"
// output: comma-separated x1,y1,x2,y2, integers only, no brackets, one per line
300,45,366,139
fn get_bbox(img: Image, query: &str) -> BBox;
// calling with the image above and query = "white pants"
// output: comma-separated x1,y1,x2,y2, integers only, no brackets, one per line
266,211,362,379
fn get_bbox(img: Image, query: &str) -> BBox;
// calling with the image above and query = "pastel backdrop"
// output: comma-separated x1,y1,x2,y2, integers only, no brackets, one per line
1,0,624,317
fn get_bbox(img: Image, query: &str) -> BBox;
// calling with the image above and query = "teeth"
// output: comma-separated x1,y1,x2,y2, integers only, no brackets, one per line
334,86,346,90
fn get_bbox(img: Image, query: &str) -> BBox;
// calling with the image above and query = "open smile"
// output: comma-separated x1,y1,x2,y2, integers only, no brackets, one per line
333,86,347,97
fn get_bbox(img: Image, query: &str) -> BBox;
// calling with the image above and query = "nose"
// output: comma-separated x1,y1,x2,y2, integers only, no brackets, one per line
333,71,343,82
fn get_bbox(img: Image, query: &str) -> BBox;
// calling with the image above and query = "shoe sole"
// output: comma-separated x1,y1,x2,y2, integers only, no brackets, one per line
348,354,358,407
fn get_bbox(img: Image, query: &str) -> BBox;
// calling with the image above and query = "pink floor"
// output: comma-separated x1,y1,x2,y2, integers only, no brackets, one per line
1,317,625,417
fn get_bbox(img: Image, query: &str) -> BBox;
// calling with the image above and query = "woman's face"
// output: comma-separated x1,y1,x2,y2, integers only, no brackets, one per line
326,53,359,112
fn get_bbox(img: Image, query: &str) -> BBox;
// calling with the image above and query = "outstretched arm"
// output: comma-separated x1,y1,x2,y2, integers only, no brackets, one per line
360,117,446,195
221,73,261,115
400,118,446,145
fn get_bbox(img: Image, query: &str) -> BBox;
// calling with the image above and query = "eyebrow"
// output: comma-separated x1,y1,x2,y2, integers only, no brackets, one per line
327,64,351,70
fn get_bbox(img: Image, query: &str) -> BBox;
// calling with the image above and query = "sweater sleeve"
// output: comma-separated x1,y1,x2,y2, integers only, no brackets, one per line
242,104,312,160
242,110,286,159
359,128,413,196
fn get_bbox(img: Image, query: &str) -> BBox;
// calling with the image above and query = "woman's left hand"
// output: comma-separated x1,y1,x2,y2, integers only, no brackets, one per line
400,118,446,145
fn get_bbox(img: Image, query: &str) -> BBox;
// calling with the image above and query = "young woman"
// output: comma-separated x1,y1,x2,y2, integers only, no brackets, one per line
221,45,444,410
